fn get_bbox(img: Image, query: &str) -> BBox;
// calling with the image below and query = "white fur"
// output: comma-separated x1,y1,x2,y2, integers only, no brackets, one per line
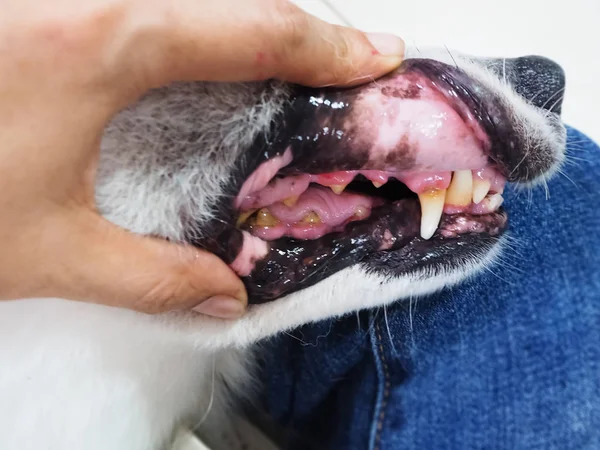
0,48,565,450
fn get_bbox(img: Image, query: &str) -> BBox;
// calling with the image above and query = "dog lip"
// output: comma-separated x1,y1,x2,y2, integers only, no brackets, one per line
241,203,508,303
401,59,495,152
192,59,536,303
403,58,529,182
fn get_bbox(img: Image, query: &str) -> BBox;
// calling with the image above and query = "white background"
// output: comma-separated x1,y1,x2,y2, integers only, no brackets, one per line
293,0,600,144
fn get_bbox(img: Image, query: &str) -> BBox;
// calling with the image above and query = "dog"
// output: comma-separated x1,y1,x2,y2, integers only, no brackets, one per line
0,45,566,450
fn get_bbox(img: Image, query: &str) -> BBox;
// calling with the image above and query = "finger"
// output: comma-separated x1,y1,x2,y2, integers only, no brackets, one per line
43,210,248,317
115,0,404,97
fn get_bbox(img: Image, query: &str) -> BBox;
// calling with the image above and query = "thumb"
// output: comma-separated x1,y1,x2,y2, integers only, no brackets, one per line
264,5,406,87
51,211,247,317
116,0,405,95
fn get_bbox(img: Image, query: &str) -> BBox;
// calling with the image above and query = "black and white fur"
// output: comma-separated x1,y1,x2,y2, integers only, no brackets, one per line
0,47,566,450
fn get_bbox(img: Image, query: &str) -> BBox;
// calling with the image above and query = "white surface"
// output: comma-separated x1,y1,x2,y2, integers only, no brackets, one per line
294,0,600,144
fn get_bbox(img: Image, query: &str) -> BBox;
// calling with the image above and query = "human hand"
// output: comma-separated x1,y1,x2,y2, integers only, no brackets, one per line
0,0,404,317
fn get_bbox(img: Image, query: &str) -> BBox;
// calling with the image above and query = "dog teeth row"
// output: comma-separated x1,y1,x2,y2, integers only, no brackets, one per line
323,170,496,203
238,170,505,241
418,170,502,240
446,169,494,206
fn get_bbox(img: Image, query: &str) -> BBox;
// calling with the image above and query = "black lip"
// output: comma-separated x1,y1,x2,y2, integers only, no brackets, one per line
189,59,526,304
363,230,504,278
242,204,507,303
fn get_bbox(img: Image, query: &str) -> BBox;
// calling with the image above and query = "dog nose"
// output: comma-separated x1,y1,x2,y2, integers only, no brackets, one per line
488,56,566,115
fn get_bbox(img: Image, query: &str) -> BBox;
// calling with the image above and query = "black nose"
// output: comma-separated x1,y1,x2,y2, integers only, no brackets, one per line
485,55,566,115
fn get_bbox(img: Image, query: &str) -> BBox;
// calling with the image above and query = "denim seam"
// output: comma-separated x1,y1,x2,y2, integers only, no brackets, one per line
369,316,392,450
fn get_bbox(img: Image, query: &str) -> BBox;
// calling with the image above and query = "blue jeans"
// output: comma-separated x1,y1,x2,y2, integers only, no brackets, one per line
257,126,600,450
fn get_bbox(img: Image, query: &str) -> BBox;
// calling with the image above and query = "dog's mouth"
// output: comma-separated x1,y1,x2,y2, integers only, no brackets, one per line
195,58,560,304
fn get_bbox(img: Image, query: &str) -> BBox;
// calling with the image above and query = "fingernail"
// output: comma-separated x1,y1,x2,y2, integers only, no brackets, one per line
366,32,405,57
192,296,245,319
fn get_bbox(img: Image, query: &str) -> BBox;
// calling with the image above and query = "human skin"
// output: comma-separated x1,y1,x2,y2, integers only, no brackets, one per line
0,0,404,317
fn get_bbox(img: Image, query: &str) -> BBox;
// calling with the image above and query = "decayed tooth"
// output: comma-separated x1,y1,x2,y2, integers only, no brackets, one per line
254,208,280,227
446,170,473,206
472,178,491,204
418,189,446,240
236,209,257,227
372,181,384,188
330,184,347,195
299,211,321,224
283,196,299,207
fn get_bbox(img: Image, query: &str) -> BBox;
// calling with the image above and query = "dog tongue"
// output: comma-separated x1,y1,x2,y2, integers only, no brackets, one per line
246,186,381,240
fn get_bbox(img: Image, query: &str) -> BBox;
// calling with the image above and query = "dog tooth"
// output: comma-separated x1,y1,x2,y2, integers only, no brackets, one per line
283,196,299,207
418,189,446,240
254,208,280,227
472,178,491,204
372,181,384,188
446,170,473,206
236,209,257,227
299,211,321,224
330,184,347,195
485,193,504,211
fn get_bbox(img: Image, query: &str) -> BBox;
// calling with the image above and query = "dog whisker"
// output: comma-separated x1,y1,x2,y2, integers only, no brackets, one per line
194,356,216,430
383,305,397,355
445,45,459,68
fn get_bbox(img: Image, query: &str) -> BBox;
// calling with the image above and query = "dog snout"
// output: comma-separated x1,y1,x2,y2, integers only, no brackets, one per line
487,55,566,115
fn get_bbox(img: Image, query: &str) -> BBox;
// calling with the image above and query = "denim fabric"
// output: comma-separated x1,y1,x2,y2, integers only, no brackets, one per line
258,126,600,450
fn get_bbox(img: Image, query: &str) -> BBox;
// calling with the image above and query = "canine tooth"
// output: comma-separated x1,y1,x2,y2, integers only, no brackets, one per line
472,179,491,204
236,209,257,227
372,181,384,188
330,184,347,195
254,208,280,227
418,189,446,240
446,170,473,206
299,211,321,224
283,196,299,207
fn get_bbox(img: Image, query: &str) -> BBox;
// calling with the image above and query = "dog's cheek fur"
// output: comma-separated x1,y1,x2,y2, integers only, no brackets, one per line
96,80,291,241
0,80,295,450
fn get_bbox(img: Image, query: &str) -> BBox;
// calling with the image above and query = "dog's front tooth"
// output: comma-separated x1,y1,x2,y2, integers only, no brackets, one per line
372,181,384,188
299,211,321,224
484,193,504,211
283,196,299,207
446,170,473,206
330,184,347,195
472,178,491,204
254,208,280,227
418,189,446,240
